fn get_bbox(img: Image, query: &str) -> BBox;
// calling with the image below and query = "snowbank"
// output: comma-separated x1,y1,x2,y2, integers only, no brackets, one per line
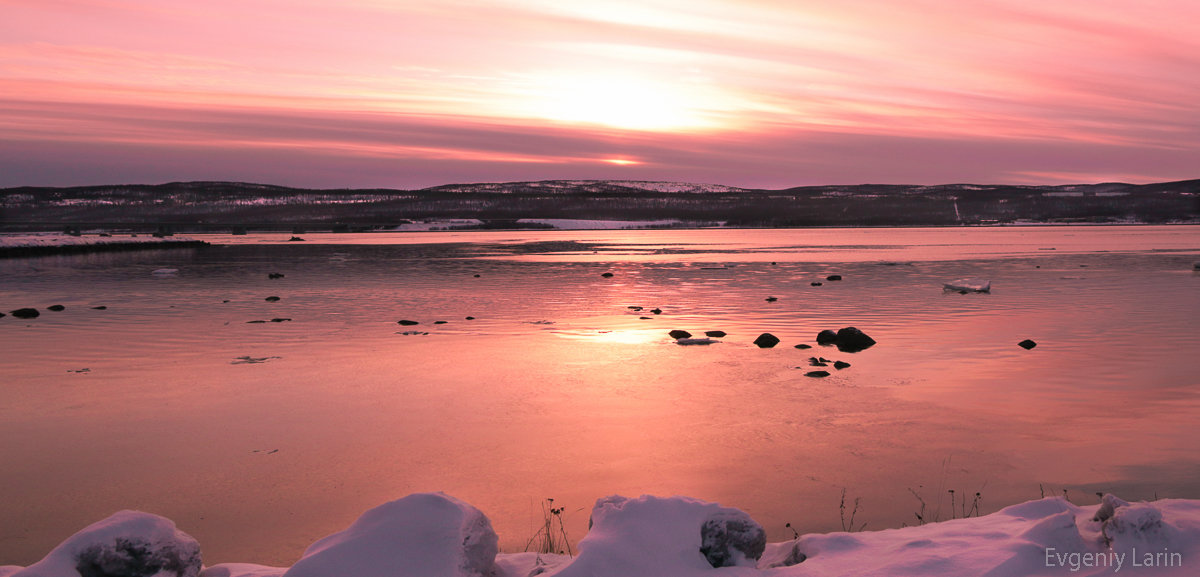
8,494,1199,577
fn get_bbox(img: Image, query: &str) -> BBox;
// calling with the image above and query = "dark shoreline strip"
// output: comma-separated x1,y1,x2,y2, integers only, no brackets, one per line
0,240,210,258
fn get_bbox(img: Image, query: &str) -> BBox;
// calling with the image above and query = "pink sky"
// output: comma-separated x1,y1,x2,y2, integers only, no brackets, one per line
1,0,1197,188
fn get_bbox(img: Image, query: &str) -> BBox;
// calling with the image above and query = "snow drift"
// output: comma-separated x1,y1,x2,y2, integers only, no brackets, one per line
5,493,1198,577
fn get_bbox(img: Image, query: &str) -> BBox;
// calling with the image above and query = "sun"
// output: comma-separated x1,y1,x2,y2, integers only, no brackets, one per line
519,72,721,132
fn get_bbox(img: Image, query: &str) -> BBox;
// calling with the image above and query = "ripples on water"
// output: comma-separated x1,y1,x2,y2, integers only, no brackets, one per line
1,227,1198,566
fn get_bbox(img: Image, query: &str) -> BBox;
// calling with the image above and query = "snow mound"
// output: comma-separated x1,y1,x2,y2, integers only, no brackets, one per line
281,492,498,577
551,495,764,577
8,510,200,577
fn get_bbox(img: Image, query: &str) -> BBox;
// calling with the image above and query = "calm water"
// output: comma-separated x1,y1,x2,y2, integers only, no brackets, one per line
2,226,1198,566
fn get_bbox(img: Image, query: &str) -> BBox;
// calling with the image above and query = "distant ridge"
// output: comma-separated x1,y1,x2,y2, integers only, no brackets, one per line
2,179,1197,232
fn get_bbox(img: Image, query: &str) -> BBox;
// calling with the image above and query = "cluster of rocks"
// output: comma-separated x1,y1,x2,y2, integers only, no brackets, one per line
4,305,107,320
815,327,876,352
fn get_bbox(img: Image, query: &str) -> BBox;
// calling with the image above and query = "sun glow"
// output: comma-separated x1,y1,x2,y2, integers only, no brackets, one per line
519,72,725,132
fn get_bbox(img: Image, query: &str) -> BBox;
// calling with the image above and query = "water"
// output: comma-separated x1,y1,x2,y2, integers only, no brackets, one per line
2,226,1198,566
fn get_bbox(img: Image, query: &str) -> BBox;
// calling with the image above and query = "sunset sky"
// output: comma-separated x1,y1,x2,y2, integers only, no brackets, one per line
1,0,1197,189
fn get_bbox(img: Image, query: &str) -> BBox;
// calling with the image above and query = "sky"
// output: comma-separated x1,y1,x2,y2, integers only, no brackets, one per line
1,0,1198,189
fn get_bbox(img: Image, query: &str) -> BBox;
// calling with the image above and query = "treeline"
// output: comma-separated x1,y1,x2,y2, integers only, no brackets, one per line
1,179,1197,231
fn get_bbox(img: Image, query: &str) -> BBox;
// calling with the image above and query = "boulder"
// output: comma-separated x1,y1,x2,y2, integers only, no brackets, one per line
753,333,780,348
91,306,107,310
704,331,726,338
794,344,812,349
9,510,201,577
464,316,475,320
47,305,66,312
627,306,643,311
765,296,777,302
675,338,717,346
433,321,448,325
282,493,497,577
833,327,876,352
270,318,291,323
397,320,420,326
668,330,693,340
601,272,614,278
287,236,305,242
805,371,831,378
815,330,838,344
807,357,827,367
810,282,823,286
264,296,281,302
10,308,39,319
699,511,767,568
826,275,842,281
650,308,662,315
1018,339,1037,350
833,361,851,370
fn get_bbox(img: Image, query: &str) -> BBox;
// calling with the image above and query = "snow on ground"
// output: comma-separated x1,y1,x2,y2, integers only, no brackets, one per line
515,219,690,230
6,493,1198,577
0,233,196,248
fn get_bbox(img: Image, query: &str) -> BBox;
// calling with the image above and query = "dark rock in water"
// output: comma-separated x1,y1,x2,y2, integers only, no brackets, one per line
628,306,643,311
834,361,851,370
669,329,693,339
434,320,448,324
705,330,727,338
601,272,614,278
268,273,285,279
816,330,838,344
651,308,662,314
805,370,831,378
465,316,475,320
270,318,291,323
91,306,108,310
0,312,5,318
247,320,267,324
265,296,281,302
808,357,827,367
765,296,778,302
794,343,812,349
48,304,66,311
811,282,823,286
640,316,652,320
753,333,780,348
826,275,842,281
700,511,766,568
835,327,876,352
1019,339,1038,350
397,320,420,326
473,274,481,278
10,308,39,319
288,236,305,242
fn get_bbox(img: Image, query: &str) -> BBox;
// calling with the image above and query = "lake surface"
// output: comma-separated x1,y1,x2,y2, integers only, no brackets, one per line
2,226,1199,566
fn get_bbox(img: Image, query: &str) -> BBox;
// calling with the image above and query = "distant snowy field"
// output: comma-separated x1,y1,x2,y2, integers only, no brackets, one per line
3,493,1196,577
0,233,196,248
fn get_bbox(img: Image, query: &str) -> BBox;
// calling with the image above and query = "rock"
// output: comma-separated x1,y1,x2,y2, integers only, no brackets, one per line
10,308,39,319
794,343,812,349
270,318,291,323
811,282,822,286
753,333,780,348
268,273,285,279
816,330,838,344
601,272,614,278
675,338,717,346
282,493,497,577
473,274,480,278
264,296,281,302
10,510,201,577
826,274,842,281
834,327,876,352
465,316,475,320
397,320,420,326
650,308,662,315
0,312,5,318
807,357,827,367
805,371,831,378
1018,339,1037,350
627,306,643,311
287,236,305,242
699,511,767,568
247,320,267,324
433,321,448,325
639,316,652,320
765,296,778,302
833,361,851,370
704,330,726,338
91,306,108,310
668,330,692,339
